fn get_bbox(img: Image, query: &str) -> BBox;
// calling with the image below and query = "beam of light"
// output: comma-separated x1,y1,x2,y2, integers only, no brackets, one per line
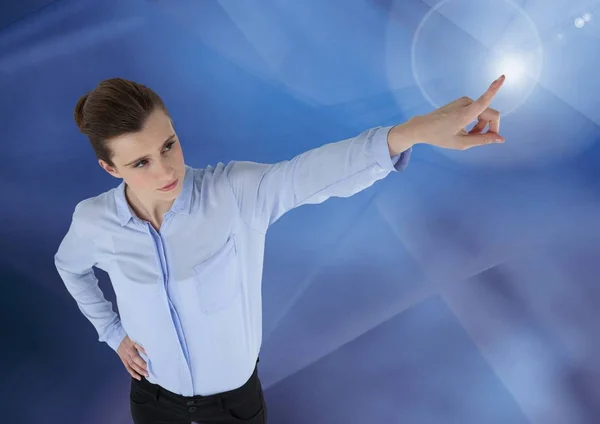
495,55,526,84
406,0,543,118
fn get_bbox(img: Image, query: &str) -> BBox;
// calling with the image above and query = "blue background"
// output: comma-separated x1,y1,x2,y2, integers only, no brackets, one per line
1,0,600,423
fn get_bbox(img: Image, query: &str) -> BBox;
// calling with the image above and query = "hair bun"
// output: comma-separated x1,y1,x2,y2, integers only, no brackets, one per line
74,93,89,131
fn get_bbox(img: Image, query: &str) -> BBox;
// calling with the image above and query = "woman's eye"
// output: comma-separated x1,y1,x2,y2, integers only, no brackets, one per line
132,141,175,168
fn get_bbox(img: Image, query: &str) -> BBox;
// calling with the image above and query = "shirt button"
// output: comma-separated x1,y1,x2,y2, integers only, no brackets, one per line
186,401,194,406
189,407,197,412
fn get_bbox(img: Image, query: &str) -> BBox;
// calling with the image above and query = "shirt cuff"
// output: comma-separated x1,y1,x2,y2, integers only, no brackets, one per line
105,323,127,352
368,125,413,172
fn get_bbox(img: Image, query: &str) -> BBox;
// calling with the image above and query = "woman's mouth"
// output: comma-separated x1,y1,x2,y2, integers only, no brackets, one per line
159,179,178,191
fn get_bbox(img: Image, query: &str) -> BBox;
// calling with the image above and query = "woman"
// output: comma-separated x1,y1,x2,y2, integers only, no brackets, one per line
54,76,504,424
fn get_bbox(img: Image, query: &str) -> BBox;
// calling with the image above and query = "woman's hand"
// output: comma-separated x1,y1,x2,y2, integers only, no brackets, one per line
389,75,506,154
117,335,149,380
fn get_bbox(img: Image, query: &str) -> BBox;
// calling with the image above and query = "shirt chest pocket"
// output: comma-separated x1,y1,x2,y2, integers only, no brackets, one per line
193,235,241,315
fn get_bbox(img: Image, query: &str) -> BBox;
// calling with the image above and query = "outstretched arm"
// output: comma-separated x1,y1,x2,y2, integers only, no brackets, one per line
224,124,412,233
224,75,506,234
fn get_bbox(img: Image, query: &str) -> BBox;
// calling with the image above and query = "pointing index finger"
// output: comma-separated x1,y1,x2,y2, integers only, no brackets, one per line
468,75,505,116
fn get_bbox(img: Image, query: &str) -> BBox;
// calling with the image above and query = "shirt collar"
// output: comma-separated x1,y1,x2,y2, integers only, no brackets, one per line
115,164,194,226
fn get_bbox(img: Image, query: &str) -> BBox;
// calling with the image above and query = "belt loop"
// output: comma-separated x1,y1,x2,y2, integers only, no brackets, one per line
219,394,225,411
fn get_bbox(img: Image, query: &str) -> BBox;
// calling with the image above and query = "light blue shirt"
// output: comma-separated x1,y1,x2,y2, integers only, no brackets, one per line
54,125,412,396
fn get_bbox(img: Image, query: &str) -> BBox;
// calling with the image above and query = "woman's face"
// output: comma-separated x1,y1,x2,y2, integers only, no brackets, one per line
99,108,186,202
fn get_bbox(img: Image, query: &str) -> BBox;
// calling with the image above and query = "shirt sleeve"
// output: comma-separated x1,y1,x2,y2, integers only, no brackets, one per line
54,202,127,352
224,125,412,233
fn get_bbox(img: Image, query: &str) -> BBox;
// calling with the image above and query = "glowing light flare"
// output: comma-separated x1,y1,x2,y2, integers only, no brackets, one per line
496,55,525,81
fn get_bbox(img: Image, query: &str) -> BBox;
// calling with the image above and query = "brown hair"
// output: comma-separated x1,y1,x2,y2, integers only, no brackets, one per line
74,78,167,167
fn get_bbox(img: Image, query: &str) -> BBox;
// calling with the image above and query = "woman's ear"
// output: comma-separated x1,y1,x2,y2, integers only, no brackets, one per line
98,159,121,179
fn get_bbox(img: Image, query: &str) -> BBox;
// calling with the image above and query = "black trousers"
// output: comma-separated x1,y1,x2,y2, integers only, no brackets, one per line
129,361,267,424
